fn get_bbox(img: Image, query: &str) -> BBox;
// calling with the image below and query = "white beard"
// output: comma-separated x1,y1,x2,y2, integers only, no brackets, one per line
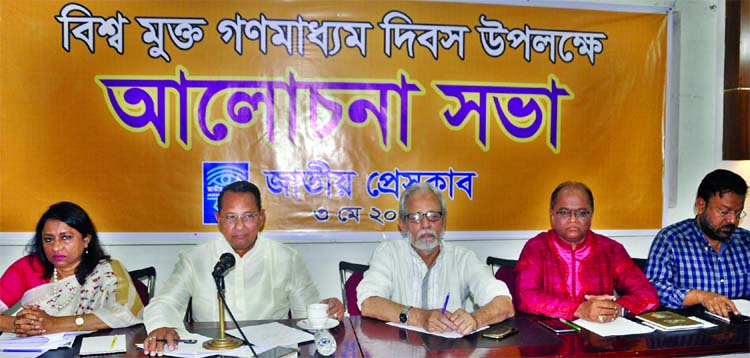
408,229,441,252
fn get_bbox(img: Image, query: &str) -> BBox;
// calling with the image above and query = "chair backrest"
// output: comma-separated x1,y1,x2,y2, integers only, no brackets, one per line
338,261,369,316
129,266,156,306
632,258,648,273
185,298,193,323
486,256,517,307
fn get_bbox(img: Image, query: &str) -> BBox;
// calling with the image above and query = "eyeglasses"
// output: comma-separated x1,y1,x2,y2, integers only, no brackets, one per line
404,211,443,223
554,209,592,220
220,212,260,224
714,208,747,220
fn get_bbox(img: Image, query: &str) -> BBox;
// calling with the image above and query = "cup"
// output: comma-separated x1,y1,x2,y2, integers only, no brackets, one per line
307,303,329,328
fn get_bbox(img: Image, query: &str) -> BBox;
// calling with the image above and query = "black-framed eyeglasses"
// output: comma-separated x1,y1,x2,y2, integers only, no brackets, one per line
554,209,592,220
404,211,443,223
714,208,747,220
220,212,259,224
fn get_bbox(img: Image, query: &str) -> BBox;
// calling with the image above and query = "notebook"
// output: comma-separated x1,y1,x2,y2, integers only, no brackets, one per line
636,311,704,331
79,335,126,355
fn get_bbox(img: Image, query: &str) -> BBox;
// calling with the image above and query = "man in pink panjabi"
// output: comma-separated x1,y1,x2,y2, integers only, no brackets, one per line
515,182,658,323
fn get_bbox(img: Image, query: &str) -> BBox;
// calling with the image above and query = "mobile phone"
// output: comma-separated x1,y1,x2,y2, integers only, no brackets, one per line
482,326,518,340
538,319,578,333
728,311,750,324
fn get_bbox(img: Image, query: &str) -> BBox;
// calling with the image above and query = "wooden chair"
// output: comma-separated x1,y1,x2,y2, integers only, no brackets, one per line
129,267,156,305
338,261,369,316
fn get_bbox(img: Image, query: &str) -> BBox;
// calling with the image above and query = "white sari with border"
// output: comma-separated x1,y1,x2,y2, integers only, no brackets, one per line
20,259,143,328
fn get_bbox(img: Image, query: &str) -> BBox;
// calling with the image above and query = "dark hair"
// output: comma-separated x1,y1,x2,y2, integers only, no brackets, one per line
217,181,262,211
550,181,595,211
697,169,748,202
27,202,109,285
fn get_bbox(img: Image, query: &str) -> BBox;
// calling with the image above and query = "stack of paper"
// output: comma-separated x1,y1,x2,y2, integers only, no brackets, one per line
137,324,310,358
636,311,704,331
136,332,258,358
573,317,655,337
0,331,89,355
227,322,313,347
385,322,490,338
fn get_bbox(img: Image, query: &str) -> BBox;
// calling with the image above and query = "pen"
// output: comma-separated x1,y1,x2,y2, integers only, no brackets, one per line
441,293,450,314
2,349,43,353
559,318,581,331
110,335,118,349
156,338,198,344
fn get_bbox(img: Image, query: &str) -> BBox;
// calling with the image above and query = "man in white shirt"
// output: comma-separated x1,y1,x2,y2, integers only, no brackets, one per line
357,183,513,335
143,181,344,356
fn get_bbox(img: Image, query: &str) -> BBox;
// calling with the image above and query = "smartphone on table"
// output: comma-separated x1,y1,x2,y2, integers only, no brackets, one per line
538,319,578,334
728,311,750,324
481,326,519,340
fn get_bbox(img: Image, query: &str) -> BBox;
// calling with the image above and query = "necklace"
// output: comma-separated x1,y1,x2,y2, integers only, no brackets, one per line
47,268,77,312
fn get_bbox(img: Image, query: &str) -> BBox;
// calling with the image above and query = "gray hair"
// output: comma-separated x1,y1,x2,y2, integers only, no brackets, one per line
399,182,447,219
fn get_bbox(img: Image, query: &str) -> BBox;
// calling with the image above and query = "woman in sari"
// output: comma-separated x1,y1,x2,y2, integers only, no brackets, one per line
0,202,143,336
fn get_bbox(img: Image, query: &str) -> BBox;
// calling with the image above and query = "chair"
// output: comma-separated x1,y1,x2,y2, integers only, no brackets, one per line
338,261,369,316
185,298,193,323
486,256,517,306
129,267,156,306
632,258,648,273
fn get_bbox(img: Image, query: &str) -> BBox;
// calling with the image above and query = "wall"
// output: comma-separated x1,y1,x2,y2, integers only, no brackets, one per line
2,0,748,312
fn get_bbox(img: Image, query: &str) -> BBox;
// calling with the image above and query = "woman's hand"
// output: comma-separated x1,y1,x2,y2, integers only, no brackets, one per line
14,305,58,336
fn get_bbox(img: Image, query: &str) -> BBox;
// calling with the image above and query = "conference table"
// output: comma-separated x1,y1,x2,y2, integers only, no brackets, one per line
36,308,749,357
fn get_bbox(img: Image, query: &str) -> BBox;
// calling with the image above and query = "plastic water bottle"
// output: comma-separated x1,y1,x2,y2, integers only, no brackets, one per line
314,329,336,356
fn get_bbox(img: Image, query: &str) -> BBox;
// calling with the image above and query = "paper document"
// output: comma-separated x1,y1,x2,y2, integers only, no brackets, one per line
386,322,489,338
0,331,90,353
136,332,263,358
735,299,750,315
573,317,655,337
79,334,126,355
227,322,313,347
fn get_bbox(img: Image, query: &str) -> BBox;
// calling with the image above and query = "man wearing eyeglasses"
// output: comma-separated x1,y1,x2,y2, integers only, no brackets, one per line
646,169,749,318
142,181,344,356
515,182,658,323
357,183,514,335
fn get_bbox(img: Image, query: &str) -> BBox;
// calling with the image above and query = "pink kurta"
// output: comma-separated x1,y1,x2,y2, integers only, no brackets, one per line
515,230,658,320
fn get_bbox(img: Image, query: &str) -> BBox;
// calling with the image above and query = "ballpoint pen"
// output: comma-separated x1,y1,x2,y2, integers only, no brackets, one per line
441,293,450,314
156,338,198,344
559,318,581,331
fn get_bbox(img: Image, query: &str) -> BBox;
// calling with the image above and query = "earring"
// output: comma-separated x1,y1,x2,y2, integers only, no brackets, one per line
85,248,89,255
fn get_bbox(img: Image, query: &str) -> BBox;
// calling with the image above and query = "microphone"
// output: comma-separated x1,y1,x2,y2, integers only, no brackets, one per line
212,253,235,278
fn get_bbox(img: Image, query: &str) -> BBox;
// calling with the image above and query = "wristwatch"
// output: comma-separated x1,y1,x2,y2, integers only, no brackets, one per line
399,305,411,324
74,315,84,331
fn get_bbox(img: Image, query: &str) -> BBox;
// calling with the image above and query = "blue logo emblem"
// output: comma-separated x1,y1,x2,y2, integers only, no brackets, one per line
203,162,250,224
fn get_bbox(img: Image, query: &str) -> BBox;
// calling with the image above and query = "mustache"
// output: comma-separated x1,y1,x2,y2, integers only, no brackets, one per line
416,229,437,240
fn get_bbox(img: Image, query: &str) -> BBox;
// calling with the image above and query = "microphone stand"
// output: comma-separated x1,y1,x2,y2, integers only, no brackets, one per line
203,273,244,351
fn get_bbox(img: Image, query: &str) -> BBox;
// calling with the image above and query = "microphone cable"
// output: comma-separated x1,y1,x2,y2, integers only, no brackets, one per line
218,289,258,358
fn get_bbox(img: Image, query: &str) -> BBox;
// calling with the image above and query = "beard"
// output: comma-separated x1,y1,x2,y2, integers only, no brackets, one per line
699,212,737,242
406,229,442,252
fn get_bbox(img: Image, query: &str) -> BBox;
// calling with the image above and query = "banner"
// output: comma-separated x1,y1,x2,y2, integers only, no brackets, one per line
0,1,667,233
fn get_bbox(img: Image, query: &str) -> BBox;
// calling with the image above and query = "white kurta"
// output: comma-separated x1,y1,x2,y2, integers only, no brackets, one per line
144,235,319,333
357,239,511,312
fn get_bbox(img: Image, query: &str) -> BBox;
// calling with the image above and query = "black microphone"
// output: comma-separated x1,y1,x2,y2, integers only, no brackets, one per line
212,253,235,278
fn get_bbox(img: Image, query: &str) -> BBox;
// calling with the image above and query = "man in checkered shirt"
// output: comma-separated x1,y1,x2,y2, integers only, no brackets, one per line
646,169,749,319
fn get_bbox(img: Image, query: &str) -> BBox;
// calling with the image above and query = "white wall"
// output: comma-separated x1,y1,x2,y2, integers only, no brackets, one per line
2,0,749,310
